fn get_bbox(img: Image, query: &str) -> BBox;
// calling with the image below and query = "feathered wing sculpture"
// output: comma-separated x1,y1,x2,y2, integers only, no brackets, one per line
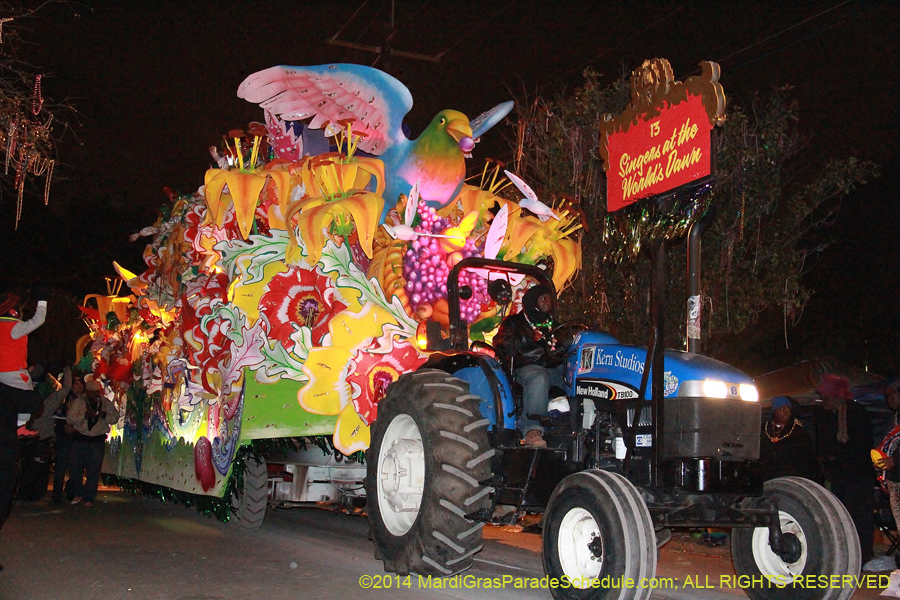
238,63,412,155
237,64,512,221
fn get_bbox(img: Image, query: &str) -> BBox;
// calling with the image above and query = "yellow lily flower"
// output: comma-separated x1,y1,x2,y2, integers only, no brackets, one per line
299,152,385,199
267,204,287,231
280,125,387,264
204,169,266,239
285,190,384,266
265,167,294,223
439,161,515,225
440,184,510,226
82,294,134,328
504,209,583,292
203,138,295,239
300,121,385,198
112,261,145,292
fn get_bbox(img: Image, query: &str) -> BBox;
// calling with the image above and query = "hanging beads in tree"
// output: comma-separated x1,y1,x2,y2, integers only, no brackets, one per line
31,75,43,116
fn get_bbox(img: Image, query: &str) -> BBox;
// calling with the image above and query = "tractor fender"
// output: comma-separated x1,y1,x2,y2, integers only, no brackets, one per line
421,352,516,430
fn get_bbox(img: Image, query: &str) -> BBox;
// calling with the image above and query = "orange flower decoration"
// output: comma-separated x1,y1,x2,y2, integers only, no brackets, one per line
204,137,293,239
284,122,387,265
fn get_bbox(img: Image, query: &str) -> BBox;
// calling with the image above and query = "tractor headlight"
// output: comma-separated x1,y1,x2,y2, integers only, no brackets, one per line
677,379,755,400
701,380,728,399
739,384,759,402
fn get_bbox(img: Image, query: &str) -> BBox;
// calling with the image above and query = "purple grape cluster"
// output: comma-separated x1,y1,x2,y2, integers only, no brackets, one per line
403,236,450,307
401,201,488,323
414,201,450,235
458,268,489,323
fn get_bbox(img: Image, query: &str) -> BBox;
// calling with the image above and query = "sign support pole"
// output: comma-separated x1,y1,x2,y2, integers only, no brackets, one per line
599,58,727,487
650,236,667,487
686,207,715,353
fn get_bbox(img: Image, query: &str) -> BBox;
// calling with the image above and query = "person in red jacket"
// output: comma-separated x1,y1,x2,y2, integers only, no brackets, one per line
0,290,47,573
0,291,47,392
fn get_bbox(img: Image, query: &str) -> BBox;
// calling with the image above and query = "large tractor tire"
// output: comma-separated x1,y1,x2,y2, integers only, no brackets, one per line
731,476,860,600
230,454,268,531
366,369,494,576
542,469,657,600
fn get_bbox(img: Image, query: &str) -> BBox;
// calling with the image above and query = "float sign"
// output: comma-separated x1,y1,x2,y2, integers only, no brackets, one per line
600,59,726,213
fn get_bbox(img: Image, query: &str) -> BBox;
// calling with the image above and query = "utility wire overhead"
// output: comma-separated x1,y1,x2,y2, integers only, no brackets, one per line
725,0,889,71
435,0,519,62
716,0,856,65
330,0,370,44
539,3,688,93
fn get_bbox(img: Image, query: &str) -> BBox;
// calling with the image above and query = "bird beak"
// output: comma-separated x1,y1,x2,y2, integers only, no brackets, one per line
446,118,473,143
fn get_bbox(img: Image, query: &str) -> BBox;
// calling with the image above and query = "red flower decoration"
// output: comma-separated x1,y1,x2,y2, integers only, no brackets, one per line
181,273,230,371
348,341,426,425
259,267,348,346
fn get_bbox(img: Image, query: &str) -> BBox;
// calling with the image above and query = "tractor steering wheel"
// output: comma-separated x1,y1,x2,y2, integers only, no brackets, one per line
470,340,498,356
548,321,590,355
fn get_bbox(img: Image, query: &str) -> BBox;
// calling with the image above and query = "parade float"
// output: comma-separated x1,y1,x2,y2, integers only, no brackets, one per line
77,60,864,599
81,63,580,511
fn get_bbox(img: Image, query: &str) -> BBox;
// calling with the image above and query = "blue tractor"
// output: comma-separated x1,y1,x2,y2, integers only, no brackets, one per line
365,257,859,600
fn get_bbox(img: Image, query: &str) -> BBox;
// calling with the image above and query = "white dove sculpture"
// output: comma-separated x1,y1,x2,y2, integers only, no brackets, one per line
383,182,451,241
504,170,559,222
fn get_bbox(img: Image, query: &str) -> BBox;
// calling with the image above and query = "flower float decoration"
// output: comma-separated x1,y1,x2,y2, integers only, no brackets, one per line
297,304,426,454
94,63,582,500
502,203,583,292
348,340,423,426
259,266,351,347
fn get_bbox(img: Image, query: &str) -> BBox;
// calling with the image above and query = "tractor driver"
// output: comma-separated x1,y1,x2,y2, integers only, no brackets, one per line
494,284,564,449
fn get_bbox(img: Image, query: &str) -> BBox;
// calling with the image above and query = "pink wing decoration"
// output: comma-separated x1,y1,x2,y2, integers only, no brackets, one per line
504,170,539,202
265,109,303,161
484,204,509,260
238,64,413,156
470,204,523,284
405,181,420,227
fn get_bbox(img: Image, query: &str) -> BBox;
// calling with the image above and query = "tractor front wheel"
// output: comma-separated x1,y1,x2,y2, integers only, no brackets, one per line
366,369,494,576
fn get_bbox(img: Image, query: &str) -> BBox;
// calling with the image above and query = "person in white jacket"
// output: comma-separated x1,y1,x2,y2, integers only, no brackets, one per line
66,379,118,507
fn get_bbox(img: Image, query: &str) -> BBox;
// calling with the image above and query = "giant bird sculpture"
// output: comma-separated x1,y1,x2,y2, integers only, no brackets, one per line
237,63,511,221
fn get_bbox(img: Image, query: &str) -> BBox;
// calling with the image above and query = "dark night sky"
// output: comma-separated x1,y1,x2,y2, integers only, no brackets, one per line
1,0,897,373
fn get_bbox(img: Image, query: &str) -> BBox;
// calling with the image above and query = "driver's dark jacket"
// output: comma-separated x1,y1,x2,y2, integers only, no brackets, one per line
493,312,562,370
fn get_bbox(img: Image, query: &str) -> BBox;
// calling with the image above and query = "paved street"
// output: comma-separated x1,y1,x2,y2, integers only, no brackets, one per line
0,489,891,600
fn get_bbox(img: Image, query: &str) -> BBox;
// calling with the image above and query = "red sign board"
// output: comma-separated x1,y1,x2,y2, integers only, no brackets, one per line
599,59,726,213
606,93,712,212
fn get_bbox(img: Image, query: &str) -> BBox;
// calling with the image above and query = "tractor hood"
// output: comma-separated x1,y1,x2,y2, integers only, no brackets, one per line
566,331,756,401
